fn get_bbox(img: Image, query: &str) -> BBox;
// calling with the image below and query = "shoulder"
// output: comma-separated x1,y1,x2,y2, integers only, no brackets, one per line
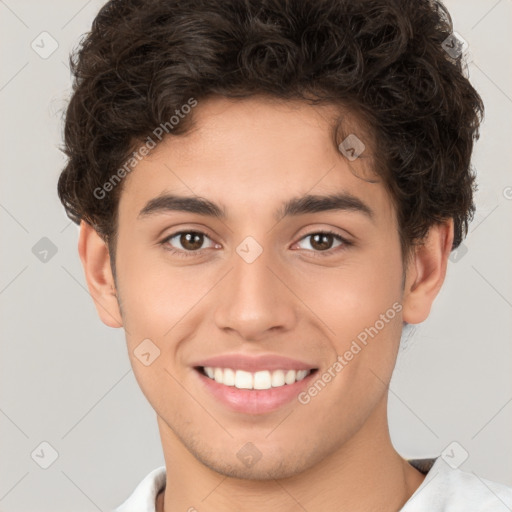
401,457,512,512
113,466,166,512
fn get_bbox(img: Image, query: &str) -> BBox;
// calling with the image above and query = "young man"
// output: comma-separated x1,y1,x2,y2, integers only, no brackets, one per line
58,0,511,510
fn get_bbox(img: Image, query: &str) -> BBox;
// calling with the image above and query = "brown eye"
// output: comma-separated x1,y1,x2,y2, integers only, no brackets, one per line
295,231,351,255
309,233,335,251
179,232,204,251
163,231,217,254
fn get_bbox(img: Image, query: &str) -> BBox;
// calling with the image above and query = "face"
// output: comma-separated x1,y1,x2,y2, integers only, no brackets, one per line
112,96,407,479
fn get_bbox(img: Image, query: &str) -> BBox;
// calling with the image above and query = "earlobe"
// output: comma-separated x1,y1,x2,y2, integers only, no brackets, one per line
401,219,454,325
78,220,123,328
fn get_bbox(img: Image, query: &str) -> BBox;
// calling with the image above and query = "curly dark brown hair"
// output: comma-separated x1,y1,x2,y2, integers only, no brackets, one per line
58,0,484,266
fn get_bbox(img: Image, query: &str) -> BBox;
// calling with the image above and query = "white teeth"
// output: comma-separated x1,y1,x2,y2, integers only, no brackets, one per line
223,367,236,386
284,369,296,385
271,370,285,387
202,367,312,389
296,369,308,381
253,370,271,390
214,367,223,384
235,370,253,389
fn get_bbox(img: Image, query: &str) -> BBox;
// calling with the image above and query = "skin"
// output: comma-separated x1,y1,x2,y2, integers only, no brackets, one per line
79,96,453,511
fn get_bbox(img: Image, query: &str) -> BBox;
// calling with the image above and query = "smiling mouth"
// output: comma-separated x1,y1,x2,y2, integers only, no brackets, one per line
195,366,319,390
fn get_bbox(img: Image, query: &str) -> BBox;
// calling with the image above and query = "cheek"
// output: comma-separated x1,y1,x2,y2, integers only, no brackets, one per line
118,269,195,337
307,240,404,389
115,241,220,347
297,259,404,425
317,248,402,335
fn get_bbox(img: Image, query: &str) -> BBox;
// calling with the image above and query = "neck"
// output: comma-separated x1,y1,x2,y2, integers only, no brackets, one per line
156,398,425,512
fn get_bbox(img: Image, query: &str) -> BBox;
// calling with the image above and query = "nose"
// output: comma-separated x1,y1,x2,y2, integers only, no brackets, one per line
213,241,298,342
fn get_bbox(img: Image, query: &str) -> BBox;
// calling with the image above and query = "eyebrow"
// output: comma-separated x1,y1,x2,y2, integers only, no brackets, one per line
138,192,374,222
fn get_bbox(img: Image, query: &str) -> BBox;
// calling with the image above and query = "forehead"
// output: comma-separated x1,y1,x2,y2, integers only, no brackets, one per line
117,96,396,227
158,96,369,172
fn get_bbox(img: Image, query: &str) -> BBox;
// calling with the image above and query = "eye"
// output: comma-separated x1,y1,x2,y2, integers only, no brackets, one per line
160,229,352,259
294,230,351,254
161,230,219,256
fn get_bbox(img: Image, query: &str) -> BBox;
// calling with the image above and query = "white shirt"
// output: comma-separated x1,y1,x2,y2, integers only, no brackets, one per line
113,457,512,511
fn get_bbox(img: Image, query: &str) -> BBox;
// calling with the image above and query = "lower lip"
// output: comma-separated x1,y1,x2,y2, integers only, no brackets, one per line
194,368,317,415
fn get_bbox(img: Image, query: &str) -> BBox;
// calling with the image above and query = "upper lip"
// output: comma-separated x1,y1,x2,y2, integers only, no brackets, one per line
191,353,318,372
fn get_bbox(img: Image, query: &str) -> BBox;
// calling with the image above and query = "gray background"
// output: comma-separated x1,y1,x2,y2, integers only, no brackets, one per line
0,0,511,510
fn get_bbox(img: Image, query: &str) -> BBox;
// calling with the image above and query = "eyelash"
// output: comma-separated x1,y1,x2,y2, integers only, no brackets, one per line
160,229,353,259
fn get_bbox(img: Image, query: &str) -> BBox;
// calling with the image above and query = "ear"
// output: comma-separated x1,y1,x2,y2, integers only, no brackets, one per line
402,219,454,324
78,220,123,328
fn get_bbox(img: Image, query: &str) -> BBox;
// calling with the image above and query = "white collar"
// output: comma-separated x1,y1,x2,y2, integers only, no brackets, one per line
113,457,512,511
